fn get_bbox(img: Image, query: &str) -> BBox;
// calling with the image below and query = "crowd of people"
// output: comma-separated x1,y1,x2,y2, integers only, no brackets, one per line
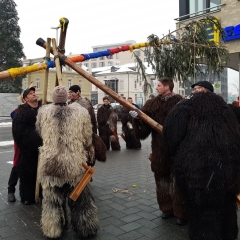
6,79,240,240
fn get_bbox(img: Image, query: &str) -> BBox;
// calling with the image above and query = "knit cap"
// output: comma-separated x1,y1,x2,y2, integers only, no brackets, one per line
52,86,68,103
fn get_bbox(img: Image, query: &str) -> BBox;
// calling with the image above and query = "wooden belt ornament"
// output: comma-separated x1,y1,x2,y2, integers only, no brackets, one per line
69,162,95,201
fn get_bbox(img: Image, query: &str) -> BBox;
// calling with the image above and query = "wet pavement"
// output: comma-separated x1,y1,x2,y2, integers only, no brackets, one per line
0,126,239,239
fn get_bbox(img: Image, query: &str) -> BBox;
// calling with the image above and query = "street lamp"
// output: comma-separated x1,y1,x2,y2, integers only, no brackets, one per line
51,27,59,46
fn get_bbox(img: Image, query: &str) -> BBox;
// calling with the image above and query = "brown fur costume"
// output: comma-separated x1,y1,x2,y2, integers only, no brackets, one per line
163,92,240,240
133,93,186,219
69,97,106,163
36,102,99,239
97,104,120,150
121,104,141,149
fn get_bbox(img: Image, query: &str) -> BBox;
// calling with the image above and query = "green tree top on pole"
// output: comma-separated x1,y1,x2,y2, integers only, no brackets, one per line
135,16,229,96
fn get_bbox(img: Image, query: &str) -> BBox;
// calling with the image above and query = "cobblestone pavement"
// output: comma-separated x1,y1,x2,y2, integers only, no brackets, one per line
0,136,239,240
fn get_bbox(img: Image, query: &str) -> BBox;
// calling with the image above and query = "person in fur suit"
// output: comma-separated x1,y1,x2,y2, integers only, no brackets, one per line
121,97,141,149
68,85,107,165
97,96,121,150
36,86,99,239
12,87,42,205
163,81,240,240
130,77,186,225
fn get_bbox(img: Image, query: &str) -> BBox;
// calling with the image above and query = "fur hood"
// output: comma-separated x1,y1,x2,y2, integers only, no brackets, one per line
36,102,92,188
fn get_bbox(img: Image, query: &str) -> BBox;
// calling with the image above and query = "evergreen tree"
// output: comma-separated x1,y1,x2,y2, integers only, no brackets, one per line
0,0,25,93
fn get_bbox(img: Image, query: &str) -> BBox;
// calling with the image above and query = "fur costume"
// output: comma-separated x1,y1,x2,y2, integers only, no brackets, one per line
163,92,240,240
133,93,186,219
97,104,120,150
69,98,106,163
12,103,42,204
36,102,99,239
121,104,141,149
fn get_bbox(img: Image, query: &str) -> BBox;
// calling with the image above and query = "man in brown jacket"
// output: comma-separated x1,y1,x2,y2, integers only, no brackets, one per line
130,77,186,225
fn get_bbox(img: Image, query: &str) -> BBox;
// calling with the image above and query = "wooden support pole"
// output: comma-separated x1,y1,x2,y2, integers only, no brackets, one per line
36,38,163,133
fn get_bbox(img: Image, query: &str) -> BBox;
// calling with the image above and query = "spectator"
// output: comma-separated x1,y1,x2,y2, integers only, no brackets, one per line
12,87,42,205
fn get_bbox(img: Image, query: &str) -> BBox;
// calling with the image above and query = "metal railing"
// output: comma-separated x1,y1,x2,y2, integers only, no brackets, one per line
175,3,226,22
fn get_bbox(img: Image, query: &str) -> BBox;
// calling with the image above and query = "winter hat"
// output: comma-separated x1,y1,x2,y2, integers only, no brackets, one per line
22,87,36,99
191,81,214,93
69,85,81,93
52,86,68,103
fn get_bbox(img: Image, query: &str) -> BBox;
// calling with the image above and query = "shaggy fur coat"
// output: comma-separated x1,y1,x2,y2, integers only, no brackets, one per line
69,97,106,163
97,104,120,150
163,92,240,240
121,104,141,149
133,93,186,219
36,102,99,239
12,103,42,204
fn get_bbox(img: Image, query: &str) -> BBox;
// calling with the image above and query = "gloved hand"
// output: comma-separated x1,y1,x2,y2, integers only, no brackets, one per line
129,110,139,119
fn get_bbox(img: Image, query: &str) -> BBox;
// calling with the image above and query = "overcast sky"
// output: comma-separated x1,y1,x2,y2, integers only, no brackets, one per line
14,0,179,59
13,0,239,96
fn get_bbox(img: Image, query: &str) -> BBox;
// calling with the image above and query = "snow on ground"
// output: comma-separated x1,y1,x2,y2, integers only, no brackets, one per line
0,122,12,127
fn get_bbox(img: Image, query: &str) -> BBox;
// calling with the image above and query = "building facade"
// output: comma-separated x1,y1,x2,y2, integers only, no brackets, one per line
177,0,240,100
22,58,91,102
81,40,147,73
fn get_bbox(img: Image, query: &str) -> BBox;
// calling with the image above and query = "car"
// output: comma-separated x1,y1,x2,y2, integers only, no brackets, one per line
93,104,102,115
111,103,123,120
93,102,123,120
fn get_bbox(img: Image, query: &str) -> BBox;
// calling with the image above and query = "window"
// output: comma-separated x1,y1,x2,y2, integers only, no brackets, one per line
91,63,97,68
119,80,124,90
116,53,119,59
68,79,72,88
84,63,88,67
36,78,40,89
134,80,137,89
78,80,82,89
108,61,113,66
108,55,113,59
99,62,105,67
99,56,104,60
180,0,221,20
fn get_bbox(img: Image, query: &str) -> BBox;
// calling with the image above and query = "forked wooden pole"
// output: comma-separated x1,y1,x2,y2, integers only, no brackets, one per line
35,38,51,203
52,38,64,86
43,38,51,104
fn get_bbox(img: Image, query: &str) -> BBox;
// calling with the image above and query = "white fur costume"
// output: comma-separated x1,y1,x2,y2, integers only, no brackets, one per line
36,102,99,239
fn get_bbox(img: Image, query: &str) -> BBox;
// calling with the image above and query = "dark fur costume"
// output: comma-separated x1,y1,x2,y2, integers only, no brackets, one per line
228,104,240,128
97,104,120,150
133,93,186,219
12,103,42,203
69,97,106,163
163,92,240,240
121,104,141,149
36,103,99,239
